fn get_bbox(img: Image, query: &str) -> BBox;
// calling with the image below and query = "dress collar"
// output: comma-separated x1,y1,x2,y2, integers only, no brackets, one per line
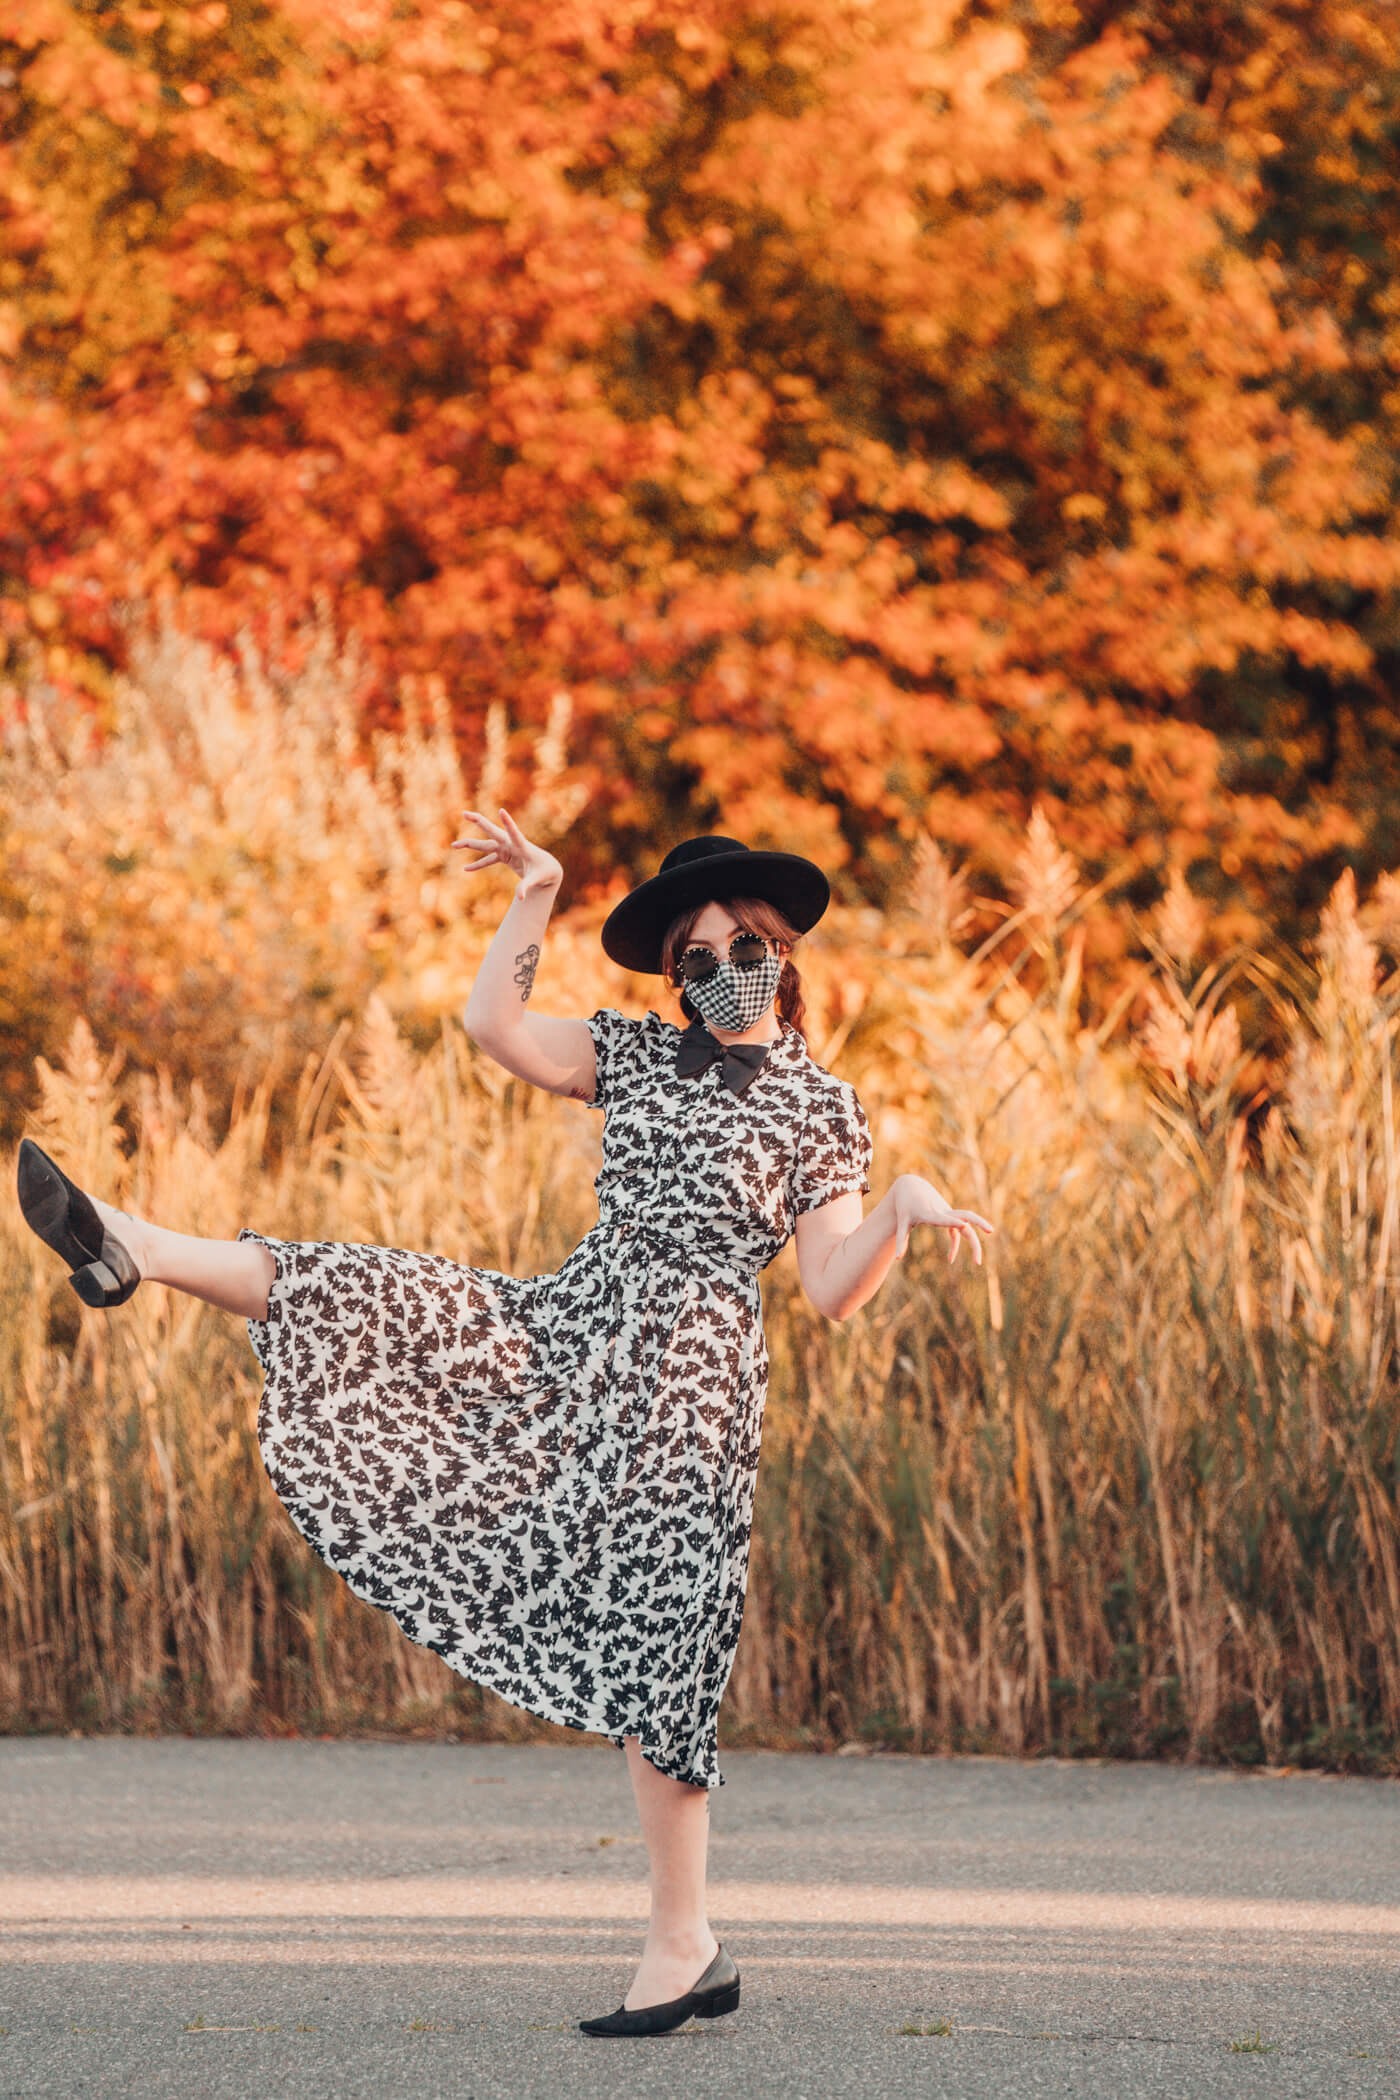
690,1017,805,1053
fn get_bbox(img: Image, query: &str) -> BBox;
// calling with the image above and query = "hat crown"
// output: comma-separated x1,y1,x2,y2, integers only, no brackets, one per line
599,833,829,974
658,835,749,874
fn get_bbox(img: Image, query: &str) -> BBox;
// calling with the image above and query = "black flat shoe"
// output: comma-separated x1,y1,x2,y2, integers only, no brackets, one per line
578,1943,740,2038
16,1138,142,1308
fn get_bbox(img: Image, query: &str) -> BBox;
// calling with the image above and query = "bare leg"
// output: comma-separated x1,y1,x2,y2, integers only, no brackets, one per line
620,1735,720,2009
88,1196,276,1321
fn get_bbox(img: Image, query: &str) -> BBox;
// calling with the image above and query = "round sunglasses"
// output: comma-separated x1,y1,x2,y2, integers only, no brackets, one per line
675,932,775,986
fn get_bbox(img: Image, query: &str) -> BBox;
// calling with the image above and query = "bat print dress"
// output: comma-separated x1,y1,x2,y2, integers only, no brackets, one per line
238,1005,873,1789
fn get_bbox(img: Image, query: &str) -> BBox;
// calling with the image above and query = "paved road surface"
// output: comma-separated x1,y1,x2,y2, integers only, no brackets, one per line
0,1739,1396,2098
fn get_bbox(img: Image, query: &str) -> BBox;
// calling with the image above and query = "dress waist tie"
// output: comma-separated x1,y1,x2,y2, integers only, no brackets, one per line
595,1212,759,1287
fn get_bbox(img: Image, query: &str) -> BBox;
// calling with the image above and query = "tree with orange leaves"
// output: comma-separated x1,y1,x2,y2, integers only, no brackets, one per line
3,0,1400,950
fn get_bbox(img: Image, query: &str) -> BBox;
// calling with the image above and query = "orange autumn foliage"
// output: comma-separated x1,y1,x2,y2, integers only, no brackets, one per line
3,0,1400,950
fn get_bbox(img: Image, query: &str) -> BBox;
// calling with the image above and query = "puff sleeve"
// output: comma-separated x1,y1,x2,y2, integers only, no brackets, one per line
584,1006,665,1113
790,1079,874,1217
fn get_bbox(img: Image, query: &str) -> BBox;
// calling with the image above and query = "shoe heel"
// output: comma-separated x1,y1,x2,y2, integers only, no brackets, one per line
70,1242,140,1309
695,1980,740,2019
71,1261,119,1308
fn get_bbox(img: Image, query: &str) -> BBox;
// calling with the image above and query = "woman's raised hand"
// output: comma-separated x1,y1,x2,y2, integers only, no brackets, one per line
890,1174,995,1266
451,808,564,898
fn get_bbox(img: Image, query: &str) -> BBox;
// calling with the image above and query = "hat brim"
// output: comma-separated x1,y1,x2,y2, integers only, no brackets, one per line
600,850,831,974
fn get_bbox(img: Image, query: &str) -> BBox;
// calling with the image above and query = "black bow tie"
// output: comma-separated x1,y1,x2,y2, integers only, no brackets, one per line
675,1020,772,1096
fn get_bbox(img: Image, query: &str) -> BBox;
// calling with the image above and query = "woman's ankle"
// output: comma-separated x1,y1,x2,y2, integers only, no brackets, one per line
643,1919,718,1958
91,1196,150,1281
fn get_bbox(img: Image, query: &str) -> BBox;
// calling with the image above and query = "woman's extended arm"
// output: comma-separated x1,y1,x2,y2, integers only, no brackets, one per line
456,808,597,1101
795,1174,994,1321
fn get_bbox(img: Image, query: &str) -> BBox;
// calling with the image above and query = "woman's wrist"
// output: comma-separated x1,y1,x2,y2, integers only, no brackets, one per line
515,870,562,902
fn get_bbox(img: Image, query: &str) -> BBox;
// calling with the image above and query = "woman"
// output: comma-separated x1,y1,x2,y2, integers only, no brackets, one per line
16,810,993,2038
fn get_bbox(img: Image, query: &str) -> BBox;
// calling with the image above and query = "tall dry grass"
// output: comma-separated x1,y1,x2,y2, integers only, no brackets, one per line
2,616,1398,1770
0,599,591,1136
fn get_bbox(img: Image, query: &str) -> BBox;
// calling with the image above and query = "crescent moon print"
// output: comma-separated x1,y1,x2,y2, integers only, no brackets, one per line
238,1007,871,1790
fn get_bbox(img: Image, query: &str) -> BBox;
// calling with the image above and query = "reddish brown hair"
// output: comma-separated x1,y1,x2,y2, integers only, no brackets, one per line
658,895,808,1042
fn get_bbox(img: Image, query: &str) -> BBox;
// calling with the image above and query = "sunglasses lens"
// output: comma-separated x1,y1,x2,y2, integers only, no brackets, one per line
678,934,771,984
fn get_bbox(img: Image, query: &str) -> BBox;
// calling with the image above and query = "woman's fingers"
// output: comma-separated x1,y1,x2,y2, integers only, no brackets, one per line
453,809,528,874
452,811,497,847
457,808,507,842
893,1195,997,1267
912,1215,989,1265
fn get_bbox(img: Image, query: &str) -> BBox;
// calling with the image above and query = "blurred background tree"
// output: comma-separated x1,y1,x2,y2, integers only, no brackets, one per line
2,0,1400,950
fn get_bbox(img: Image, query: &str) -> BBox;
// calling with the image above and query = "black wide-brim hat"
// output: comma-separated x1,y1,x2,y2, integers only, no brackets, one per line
600,835,831,975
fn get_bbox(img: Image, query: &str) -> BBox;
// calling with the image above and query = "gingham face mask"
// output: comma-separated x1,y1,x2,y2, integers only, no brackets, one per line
677,933,783,1032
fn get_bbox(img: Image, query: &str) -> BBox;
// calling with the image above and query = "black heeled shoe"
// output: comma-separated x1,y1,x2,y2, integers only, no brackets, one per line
16,1138,142,1308
578,1943,740,2038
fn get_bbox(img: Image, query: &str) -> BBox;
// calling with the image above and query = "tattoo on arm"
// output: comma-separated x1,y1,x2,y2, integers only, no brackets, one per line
513,943,540,1002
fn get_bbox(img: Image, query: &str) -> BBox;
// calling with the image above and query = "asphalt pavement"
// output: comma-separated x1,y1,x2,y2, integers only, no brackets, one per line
0,1738,1396,2099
